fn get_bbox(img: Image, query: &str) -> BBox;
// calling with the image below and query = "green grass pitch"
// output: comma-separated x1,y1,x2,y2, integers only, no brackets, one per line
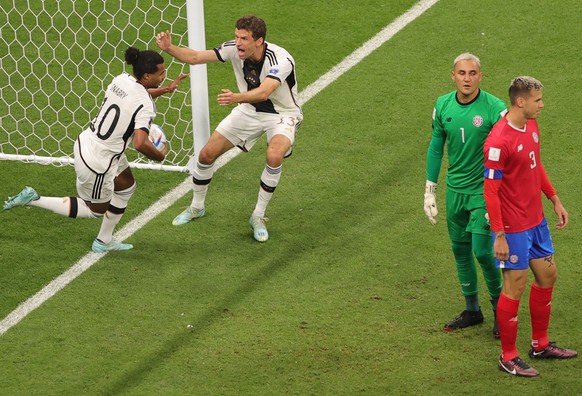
1,0,581,394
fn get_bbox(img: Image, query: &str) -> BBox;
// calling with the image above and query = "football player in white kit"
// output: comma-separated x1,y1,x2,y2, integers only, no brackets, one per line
3,47,183,253
156,15,303,242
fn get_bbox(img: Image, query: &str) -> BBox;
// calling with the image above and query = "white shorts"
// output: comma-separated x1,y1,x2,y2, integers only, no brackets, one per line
216,105,302,154
73,139,128,203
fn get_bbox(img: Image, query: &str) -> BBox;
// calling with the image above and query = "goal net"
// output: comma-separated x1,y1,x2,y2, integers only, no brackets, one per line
0,0,208,172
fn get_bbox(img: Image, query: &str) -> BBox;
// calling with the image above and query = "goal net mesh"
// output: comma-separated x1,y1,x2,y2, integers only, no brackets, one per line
0,0,196,171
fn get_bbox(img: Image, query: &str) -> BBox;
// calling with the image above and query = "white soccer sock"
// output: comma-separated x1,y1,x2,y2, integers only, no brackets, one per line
30,196,99,218
96,212,122,245
191,183,209,209
96,183,136,244
253,164,282,218
190,161,214,209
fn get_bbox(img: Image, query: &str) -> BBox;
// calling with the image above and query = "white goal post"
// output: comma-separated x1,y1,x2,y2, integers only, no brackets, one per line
0,0,210,172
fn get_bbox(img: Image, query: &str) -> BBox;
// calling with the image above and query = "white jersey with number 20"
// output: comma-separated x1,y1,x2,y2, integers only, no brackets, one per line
77,72,156,174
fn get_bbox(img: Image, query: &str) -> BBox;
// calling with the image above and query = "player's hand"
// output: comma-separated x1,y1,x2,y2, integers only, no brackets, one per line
554,202,568,230
167,73,190,93
217,89,236,106
156,31,172,51
493,232,509,261
548,195,568,230
423,180,438,225
160,143,169,157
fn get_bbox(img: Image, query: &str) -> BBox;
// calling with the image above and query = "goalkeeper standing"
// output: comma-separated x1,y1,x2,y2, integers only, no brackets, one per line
424,53,505,337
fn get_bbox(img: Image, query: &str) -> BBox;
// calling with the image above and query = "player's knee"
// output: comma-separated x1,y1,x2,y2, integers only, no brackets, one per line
111,182,136,209
199,145,222,165
451,240,471,258
266,150,285,167
198,151,213,165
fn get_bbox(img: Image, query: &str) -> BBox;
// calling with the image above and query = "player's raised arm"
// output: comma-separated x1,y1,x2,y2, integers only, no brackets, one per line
156,31,219,65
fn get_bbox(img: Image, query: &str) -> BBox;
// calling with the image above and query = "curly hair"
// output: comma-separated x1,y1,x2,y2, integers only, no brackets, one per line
124,47,164,80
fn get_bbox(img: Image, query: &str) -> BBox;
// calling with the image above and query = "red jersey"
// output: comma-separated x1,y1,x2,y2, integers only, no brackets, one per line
483,116,555,233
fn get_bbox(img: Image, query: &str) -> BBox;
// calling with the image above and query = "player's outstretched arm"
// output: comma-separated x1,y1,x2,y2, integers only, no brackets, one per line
156,31,218,65
148,73,190,98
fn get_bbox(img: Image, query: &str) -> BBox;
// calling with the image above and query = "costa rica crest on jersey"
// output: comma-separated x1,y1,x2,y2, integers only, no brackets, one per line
532,132,539,143
472,115,484,127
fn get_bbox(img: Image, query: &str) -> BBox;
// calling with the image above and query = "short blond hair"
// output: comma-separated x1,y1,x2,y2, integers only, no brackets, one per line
453,53,481,69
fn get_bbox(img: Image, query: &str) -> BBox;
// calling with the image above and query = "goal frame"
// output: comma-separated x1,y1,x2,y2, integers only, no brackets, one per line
0,0,210,172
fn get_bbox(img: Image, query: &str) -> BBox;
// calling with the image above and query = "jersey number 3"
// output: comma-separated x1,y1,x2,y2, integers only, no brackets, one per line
529,151,537,169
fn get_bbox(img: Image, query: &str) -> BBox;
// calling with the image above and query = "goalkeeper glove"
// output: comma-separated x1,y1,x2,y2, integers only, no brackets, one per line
424,180,438,225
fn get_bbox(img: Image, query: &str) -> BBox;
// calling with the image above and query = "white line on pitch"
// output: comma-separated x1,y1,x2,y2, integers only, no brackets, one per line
0,0,439,336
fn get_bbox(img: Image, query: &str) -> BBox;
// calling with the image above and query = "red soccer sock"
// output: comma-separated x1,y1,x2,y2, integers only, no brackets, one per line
497,292,520,361
529,283,553,350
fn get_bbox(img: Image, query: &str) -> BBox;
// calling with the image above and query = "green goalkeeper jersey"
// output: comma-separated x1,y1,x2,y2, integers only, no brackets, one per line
426,89,506,194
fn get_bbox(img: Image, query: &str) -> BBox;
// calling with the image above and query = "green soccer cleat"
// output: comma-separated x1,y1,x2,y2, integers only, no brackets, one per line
249,215,269,242
3,186,39,210
172,206,205,226
91,239,133,253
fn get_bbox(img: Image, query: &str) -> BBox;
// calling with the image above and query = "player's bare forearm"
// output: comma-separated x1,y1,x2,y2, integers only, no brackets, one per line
156,31,199,64
148,73,190,98
217,89,271,106
217,79,278,106
133,129,165,162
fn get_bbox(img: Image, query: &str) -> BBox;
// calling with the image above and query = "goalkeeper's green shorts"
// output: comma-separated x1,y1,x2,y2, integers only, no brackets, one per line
445,189,490,242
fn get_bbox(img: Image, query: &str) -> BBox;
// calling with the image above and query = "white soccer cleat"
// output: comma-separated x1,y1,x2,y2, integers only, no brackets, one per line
172,206,205,226
249,215,269,242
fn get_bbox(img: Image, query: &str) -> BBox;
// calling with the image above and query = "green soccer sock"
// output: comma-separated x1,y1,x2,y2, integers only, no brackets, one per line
465,294,480,312
472,233,502,303
451,240,480,311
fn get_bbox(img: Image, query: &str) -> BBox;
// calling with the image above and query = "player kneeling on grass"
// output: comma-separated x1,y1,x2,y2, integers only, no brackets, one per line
3,46,186,253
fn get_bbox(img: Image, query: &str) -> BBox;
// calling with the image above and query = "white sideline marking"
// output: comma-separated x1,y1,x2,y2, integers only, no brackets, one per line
0,0,439,336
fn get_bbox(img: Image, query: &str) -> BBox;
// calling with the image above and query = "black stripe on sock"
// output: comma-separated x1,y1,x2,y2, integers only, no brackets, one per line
260,180,276,193
108,204,126,215
193,176,212,186
68,197,78,218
